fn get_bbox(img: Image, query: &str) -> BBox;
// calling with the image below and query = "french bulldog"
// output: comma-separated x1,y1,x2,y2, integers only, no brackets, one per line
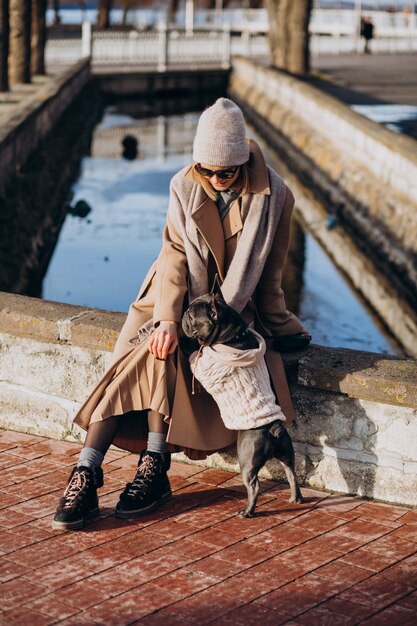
182,289,304,517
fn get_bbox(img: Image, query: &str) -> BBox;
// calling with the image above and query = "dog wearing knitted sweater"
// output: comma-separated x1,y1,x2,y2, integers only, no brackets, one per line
182,290,303,517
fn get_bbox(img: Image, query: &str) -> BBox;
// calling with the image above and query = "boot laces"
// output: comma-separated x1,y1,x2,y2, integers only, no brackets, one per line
62,469,89,509
125,455,158,497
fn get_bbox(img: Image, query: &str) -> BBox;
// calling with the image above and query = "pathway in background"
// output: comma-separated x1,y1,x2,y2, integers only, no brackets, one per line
1,430,416,625
311,54,417,105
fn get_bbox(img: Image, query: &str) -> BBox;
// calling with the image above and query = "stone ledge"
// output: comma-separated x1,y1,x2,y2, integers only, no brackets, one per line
230,62,417,258
231,57,417,205
0,291,124,351
0,58,91,195
0,58,90,138
1,291,416,409
1,292,416,505
298,345,417,409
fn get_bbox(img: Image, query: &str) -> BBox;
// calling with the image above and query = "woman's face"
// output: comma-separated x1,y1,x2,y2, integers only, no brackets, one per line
199,163,241,192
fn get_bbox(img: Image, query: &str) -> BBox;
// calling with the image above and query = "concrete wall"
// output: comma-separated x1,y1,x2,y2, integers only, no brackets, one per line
0,59,91,196
230,58,417,205
97,68,229,98
1,292,416,506
228,57,417,358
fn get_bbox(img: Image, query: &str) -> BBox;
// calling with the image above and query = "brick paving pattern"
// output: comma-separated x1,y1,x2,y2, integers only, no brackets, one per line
0,430,416,625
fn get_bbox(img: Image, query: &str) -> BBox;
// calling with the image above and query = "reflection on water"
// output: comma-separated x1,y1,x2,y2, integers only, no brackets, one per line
299,236,399,354
43,153,191,311
0,80,101,297
351,104,417,139
92,111,198,160
43,110,199,310
43,104,401,355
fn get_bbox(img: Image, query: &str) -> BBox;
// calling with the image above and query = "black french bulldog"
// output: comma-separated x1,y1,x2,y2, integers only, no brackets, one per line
182,289,304,518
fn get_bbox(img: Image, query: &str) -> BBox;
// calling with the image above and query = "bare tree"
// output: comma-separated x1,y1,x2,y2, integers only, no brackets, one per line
121,0,129,25
9,0,32,84
205,0,234,9
265,0,312,76
167,0,180,25
121,0,147,26
31,0,47,75
0,0,9,91
97,0,113,29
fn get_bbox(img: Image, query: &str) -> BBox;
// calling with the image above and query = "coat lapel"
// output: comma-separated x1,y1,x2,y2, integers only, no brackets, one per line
192,194,225,281
183,137,272,280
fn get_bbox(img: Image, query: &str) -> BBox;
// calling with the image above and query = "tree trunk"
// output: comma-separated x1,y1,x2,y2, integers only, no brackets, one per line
265,0,312,76
0,0,9,91
121,0,128,26
287,0,312,75
9,0,32,84
97,0,112,29
167,0,180,26
265,0,290,71
31,0,47,75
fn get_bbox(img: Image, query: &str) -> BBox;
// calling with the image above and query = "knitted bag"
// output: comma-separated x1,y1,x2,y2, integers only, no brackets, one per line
189,330,286,430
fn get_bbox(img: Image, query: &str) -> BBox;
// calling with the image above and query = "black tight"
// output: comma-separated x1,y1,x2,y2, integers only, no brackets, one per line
83,410,167,456
84,415,121,455
148,410,169,434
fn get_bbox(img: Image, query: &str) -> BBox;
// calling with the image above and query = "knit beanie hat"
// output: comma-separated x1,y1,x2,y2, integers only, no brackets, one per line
193,98,250,166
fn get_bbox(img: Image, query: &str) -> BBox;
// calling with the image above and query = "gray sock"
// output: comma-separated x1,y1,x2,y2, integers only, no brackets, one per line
147,431,168,455
77,447,104,470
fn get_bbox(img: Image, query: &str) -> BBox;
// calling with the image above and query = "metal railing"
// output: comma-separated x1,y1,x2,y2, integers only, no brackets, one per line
45,8,416,69
46,23,266,70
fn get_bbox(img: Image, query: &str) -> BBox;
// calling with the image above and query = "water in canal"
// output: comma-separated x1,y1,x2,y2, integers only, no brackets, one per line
42,101,401,355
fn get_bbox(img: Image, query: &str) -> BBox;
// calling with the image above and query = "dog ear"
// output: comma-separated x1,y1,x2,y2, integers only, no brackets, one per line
209,273,226,304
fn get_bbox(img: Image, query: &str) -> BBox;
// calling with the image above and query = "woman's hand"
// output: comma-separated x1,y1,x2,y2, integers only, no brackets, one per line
149,321,178,360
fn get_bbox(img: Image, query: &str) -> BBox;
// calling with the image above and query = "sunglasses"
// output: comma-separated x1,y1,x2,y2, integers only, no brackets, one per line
195,164,240,180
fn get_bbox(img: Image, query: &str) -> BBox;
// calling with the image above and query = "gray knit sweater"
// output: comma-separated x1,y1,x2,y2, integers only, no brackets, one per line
189,330,286,430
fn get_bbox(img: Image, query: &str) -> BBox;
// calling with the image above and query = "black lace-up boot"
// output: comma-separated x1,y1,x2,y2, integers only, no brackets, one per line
52,465,104,530
115,449,171,518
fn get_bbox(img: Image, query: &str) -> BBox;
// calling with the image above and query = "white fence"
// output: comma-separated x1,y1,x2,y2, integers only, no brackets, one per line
46,25,268,70
45,8,416,69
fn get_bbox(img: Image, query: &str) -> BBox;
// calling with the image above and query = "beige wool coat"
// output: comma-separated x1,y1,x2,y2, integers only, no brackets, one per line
74,139,305,458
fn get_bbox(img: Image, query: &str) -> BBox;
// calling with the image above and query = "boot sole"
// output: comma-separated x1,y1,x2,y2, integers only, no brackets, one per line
51,507,100,531
115,491,172,519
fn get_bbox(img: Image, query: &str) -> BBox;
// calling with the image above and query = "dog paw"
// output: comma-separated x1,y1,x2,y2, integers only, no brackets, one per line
289,495,304,504
238,509,254,518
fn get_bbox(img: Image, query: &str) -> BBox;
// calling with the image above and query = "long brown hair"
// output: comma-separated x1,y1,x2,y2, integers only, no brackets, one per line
191,161,251,201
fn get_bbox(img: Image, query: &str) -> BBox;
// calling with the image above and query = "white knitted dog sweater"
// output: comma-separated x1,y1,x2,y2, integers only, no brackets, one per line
189,330,286,430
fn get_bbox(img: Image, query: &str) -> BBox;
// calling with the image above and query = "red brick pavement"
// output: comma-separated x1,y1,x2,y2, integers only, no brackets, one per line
0,430,416,625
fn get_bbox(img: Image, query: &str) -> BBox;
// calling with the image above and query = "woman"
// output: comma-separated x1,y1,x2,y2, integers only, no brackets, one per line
52,98,308,530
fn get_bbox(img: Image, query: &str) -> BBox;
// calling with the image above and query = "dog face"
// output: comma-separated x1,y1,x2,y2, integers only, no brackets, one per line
182,277,260,350
182,284,252,347
182,292,228,346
